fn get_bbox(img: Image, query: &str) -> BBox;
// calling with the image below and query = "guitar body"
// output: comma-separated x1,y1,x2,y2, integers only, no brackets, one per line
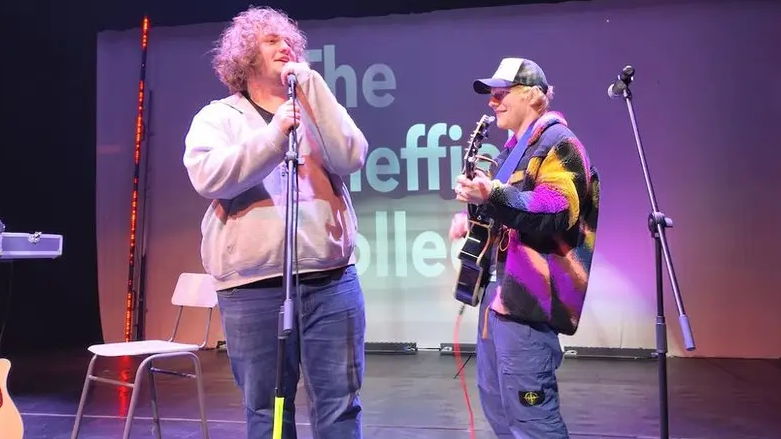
0,358,24,439
455,218,493,306
452,114,497,307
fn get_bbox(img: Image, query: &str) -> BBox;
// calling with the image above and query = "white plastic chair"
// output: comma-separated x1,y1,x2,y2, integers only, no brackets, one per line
70,272,217,439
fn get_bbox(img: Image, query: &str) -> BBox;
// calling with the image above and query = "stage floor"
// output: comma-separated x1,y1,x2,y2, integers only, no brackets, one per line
6,348,780,438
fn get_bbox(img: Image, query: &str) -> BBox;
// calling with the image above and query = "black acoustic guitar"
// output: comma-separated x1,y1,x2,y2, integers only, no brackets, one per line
454,114,496,307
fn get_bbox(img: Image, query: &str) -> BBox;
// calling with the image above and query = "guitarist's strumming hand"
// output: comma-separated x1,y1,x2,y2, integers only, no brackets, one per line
455,168,493,205
448,212,469,240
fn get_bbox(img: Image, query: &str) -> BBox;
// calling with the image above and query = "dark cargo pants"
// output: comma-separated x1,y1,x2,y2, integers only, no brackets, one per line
476,282,569,438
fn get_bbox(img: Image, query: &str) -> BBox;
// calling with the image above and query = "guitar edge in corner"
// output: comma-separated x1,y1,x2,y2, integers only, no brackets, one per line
0,358,24,439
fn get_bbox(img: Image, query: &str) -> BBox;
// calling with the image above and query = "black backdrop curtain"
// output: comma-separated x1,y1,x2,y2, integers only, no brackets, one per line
0,0,103,356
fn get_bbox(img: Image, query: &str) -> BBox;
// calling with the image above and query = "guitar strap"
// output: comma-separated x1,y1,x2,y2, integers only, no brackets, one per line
467,122,537,221
483,122,537,271
493,121,536,184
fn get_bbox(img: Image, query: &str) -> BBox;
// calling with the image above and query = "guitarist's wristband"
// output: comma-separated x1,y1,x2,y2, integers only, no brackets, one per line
489,179,502,197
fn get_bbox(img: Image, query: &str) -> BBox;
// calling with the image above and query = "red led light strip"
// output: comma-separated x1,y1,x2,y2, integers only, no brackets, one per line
125,16,150,342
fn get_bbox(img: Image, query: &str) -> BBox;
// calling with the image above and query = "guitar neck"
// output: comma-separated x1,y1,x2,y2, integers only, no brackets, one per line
462,160,475,180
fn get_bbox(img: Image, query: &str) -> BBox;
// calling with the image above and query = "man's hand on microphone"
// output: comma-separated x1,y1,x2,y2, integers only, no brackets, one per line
271,99,300,135
280,62,310,86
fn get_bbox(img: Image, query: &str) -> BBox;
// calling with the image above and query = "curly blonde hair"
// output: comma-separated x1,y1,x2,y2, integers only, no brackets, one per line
211,6,307,93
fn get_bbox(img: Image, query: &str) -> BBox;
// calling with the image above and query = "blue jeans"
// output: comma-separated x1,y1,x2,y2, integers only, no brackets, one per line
216,265,365,439
476,282,568,438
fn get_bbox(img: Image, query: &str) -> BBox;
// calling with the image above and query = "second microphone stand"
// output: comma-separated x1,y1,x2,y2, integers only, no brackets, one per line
608,66,696,439
272,73,301,439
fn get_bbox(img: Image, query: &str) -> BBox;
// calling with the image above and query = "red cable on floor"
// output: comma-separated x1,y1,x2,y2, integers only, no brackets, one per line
454,305,477,439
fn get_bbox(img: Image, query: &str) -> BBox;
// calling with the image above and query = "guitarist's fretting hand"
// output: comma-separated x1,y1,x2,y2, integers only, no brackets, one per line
448,212,469,240
455,169,493,205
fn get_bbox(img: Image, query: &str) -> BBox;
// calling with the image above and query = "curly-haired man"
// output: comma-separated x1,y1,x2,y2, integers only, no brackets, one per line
183,6,368,439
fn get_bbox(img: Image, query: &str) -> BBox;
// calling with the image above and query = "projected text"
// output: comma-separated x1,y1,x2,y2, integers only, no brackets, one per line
306,45,396,109
349,122,500,194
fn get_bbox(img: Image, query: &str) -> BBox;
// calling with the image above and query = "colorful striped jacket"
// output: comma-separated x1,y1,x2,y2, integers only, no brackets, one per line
481,111,600,335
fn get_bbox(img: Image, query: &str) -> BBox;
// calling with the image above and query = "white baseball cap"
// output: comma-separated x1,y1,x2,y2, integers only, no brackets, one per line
473,57,549,94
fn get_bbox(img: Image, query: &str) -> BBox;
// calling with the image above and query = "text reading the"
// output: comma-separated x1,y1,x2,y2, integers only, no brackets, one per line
306,45,396,109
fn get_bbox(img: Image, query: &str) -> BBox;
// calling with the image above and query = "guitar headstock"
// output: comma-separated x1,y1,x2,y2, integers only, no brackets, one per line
462,114,495,179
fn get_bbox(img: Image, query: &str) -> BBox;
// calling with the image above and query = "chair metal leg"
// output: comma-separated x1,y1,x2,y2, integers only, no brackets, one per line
147,362,162,439
72,350,210,438
120,357,151,439
187,352,210,439
70,355,99,439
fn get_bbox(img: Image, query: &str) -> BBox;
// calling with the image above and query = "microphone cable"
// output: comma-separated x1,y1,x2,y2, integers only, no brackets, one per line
453,303,477,439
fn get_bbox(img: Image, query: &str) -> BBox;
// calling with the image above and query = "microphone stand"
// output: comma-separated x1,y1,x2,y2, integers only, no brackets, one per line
607,65,696,439
272,73,300,439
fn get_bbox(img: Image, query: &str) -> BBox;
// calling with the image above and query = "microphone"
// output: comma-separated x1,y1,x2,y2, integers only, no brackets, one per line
607,65,635,98
286,72,299,147
287,73,297,100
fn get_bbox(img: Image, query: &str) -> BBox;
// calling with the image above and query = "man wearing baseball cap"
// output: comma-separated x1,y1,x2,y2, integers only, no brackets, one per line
450,57,601,438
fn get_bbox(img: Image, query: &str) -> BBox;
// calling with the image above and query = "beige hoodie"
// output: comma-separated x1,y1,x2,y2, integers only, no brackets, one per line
183,69,368,291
